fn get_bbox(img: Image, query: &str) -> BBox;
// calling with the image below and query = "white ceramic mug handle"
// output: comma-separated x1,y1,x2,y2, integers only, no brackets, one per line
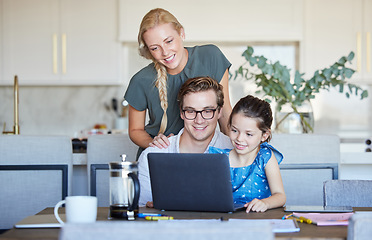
54,200,66,224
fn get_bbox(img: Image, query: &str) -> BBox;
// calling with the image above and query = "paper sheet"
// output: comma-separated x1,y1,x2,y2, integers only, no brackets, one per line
229,219,300,233
14,214,63,228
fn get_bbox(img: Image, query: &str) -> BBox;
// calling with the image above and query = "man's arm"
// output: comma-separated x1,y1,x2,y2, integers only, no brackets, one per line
137,150,153,206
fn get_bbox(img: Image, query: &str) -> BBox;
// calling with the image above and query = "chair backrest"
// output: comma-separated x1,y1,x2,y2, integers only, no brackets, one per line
271,133,340,164
86,134,138,207
0,135,73,230
60,220,274,240
280,164,338,205
347,212,372,240
324,180,372,207
271,134,340,206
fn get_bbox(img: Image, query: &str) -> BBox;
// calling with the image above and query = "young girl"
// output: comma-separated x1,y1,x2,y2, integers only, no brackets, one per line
210,95,286,213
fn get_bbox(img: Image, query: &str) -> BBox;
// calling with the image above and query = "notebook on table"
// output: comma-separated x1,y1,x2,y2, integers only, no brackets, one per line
284,205,353,213
14,214,63,228
147,153,245,213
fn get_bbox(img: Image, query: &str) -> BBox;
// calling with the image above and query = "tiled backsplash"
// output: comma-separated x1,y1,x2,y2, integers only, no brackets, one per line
0,85,126,136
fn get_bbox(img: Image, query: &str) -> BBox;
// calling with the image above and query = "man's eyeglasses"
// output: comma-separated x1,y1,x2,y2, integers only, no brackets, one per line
182,108,218,120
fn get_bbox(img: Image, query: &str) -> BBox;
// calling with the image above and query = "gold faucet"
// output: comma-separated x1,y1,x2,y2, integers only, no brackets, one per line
3,75,20,135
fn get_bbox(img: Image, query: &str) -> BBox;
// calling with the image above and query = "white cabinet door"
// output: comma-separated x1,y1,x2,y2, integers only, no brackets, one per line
360,0,372,81
1,0,121,85
302,0,358,76
59,0,121,85
1,0,60,84
119,0,304,42
0,0,3,80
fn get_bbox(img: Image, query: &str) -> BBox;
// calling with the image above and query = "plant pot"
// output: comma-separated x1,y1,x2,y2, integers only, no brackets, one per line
275,100,314,134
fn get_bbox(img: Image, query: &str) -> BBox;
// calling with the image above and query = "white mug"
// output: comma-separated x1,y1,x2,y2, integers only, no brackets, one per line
54,196,97,224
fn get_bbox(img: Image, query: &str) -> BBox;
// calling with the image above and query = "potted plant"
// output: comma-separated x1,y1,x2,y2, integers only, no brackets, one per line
232,46,369,133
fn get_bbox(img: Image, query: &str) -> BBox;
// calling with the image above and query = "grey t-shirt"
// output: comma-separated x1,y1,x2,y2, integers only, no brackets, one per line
124,44,231,138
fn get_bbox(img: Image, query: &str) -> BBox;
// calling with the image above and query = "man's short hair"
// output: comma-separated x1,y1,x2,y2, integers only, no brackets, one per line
177,76,224,110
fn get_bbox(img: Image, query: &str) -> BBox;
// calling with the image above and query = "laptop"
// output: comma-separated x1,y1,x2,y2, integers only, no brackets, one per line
147,153,245,213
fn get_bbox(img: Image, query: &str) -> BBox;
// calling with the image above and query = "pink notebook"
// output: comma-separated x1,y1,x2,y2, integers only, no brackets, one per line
293,212,354,226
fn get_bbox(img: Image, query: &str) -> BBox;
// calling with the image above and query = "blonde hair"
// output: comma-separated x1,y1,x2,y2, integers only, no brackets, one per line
138,8,184,134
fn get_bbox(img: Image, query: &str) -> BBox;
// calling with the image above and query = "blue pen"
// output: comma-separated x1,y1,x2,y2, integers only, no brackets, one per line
282,213,293,220
138,213,162,218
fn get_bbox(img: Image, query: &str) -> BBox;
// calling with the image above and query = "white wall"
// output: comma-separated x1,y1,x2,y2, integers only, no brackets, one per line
1,0,371,141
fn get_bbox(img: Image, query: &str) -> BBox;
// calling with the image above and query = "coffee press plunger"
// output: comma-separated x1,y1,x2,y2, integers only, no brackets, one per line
109,154,140,220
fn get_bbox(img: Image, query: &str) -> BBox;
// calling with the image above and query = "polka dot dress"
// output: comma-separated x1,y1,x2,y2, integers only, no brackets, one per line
209,142,283,205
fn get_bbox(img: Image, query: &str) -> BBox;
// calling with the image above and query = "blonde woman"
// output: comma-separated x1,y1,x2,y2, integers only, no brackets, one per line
124,8,232,158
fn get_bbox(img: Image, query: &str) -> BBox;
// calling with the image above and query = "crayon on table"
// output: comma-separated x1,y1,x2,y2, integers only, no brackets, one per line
145,216,174,221
137,213,162,218
293,215,317,225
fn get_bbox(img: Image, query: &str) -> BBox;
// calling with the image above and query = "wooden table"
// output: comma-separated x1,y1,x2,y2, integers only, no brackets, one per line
1,207,357,240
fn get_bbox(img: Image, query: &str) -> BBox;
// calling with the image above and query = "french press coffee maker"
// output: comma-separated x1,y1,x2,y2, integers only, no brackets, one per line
109,154,140,220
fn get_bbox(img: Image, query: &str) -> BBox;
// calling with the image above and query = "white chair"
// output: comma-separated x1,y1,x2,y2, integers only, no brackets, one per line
0,135,73,230
60,220,274,240
348,212,372,240
324,180,372,207
270,134,340,206
86,134,138,207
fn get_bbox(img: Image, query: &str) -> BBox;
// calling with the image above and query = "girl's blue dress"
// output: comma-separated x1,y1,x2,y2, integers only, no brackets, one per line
209,142,283,205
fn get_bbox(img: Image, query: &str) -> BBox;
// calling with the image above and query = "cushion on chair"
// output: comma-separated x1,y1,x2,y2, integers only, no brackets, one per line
270,134,340,206
0,135,72,230
347,212,372,240
324,180,372,207
86,134,138,207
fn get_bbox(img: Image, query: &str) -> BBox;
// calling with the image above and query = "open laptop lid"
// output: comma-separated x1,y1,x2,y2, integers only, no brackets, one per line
148,153,242,213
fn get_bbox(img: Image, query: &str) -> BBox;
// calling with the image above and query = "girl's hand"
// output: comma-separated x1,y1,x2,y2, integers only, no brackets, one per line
244,198,269,213
149,133,173,149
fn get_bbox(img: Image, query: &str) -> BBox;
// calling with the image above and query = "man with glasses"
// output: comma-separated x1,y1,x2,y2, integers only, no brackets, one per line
137,76,233,207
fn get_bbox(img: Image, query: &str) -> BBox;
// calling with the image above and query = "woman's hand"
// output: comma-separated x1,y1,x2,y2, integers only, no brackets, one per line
244,198,269,213
149,133,173,149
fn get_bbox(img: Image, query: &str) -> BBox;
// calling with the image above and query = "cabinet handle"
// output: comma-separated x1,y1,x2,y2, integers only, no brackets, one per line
62,34,67,74
357,32,362,72
367,32,371,73
53,34,58,74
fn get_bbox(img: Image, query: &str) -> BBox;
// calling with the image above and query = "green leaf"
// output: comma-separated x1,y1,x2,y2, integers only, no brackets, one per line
338,56,347,65
339,83,344,93
344,68,354,78
347,51,355,62
323,69,332,79
361,90,368,99
257,56,267,68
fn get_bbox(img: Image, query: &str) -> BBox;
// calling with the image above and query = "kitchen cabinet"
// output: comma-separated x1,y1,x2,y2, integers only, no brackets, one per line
1,0,121,85
357,0,372,81
302,0,372,83
119,0,304,42
0,1,3,80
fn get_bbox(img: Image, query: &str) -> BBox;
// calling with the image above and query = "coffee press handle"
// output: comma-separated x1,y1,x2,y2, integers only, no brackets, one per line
127,172,140,211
